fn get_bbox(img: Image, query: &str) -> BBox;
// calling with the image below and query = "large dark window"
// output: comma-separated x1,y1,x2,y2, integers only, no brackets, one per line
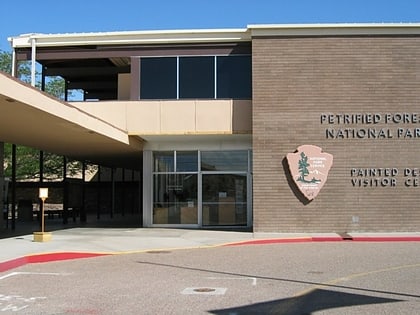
140,57,177,99
217,56,252,99
201,151,248,172
179,57,214,99
140,55,251,100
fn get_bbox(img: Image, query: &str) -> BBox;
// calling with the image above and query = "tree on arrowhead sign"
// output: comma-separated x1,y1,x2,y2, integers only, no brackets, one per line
286,145,333,201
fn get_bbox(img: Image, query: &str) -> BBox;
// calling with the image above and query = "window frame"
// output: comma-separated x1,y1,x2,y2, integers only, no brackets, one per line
139,55,251,100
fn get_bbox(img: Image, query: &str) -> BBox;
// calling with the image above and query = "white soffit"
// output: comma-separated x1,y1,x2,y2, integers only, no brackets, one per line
9,28,250,48
248,23,420,37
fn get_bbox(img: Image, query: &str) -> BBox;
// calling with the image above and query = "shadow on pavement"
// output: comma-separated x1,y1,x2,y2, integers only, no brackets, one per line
210,288,403,315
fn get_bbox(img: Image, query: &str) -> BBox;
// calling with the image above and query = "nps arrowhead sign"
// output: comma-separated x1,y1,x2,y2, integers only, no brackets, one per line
286,145,333,201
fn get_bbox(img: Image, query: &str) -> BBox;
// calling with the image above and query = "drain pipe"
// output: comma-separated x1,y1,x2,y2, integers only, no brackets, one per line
30,36,36,87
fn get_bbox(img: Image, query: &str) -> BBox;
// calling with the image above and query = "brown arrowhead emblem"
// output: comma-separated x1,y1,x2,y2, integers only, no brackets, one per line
286,145,333,201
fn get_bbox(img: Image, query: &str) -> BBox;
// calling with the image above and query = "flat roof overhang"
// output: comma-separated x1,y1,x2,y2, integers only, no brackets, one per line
8,24,420,50
248,23,420,37
0,71,142,169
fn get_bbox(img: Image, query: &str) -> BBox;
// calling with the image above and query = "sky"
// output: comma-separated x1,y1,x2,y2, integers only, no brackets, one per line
1,0,420,51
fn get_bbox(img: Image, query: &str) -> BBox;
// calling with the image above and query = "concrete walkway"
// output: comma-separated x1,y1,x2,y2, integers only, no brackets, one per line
1,217,420,272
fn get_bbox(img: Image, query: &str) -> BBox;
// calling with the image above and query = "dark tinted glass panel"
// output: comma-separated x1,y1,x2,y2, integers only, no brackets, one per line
179,57,214,98
154,151,174,172
217,55,251,99
176,151,198,172
201,151,248,172
202,174,247,226
153,174,198,224
140,58,177,99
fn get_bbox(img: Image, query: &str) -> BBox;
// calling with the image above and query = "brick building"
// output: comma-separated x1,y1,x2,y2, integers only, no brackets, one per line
2,24,420,232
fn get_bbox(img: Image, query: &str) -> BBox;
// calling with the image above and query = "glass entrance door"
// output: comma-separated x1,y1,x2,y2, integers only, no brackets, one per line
153,173,198,224
151,150,251,227
202,174,247,226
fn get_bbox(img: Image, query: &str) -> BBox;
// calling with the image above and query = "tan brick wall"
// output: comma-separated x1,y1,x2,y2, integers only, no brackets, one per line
252,36,420,232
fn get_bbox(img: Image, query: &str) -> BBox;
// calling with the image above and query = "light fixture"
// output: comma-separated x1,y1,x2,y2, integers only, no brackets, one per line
39,187,49,201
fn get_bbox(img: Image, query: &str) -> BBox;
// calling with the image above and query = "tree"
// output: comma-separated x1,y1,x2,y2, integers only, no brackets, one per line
0,49,66,99
0,49,12,74
1,50,82,181
0,49,32,81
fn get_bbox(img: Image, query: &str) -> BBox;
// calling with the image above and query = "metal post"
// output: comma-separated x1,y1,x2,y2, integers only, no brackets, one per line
81,161,86,222
111,168,115,219
0,142,4,228
11,144,16,230
97,165,101,220
11,49,17,78
62,156,68,224
40,198,45,233
30,37,36,87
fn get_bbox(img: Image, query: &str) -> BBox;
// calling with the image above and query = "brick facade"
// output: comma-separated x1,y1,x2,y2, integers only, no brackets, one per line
252,35,420,232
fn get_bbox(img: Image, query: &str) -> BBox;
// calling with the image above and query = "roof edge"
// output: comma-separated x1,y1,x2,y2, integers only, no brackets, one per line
8,23,420,49
248,23,420,37
8,28,250,48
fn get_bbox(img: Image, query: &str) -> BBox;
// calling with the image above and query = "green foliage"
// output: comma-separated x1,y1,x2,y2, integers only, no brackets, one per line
43,76,66,100
1,50,80,180
3,144,86,181
0,49,12,74
0,50,66,99
3,144,39,180
0,49,32,82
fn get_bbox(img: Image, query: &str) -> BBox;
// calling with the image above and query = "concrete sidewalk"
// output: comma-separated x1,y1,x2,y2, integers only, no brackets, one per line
1,220,420,272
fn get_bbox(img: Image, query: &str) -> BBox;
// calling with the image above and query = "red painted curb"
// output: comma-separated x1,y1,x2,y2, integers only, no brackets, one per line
226,236,420,246
26,252,110,264
226,236,345,246
351,237,420,242
0,252,111,273
0,257,27,273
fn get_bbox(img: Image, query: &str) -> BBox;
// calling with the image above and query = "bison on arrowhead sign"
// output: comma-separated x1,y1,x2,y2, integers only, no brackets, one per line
286,145,333,201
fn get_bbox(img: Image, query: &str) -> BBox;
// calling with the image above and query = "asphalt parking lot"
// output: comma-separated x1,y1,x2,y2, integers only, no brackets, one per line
0,241,419,314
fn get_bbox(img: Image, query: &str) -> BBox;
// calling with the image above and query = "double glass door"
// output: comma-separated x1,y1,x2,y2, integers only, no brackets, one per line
202,174,247,226
152,151,250,227
153,174,198,224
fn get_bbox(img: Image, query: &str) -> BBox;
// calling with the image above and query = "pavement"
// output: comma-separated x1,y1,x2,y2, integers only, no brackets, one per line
1,215,420,273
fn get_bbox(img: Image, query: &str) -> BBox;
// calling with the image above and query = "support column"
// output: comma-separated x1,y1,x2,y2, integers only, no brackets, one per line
0,142,4,228
62,156,68,224
81,162,86,222
97,165,101,220
111,168,115,219
41,67,46,92
30,38,36,87
11,145,16,230
121,169,125,217
143,151,152,227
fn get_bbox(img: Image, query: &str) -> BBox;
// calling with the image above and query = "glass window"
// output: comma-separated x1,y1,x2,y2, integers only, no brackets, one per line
202,174,247,226
201,151,248,172
176,151,198,172
140,58,177,99
153,174,198,224
154,151,174,172
179,57,214,99
217,55,252,99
